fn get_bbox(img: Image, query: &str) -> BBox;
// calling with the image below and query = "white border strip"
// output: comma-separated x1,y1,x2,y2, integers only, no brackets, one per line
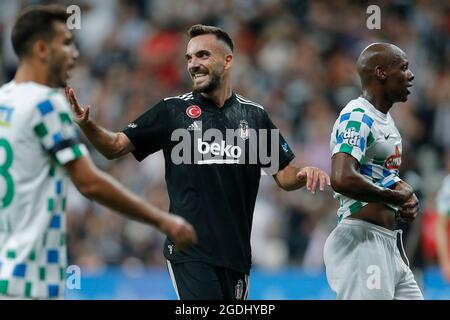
244,274,250,300
197,159,239,164
236,97,264,110
166,260,180,300
236,94,264,109
164,92,193,101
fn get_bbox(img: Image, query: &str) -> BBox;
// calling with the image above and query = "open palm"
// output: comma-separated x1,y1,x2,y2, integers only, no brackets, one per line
65,87,91,125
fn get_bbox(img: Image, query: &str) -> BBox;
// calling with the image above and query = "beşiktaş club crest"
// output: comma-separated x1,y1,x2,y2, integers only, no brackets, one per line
235,279,244,300
239,120,249,140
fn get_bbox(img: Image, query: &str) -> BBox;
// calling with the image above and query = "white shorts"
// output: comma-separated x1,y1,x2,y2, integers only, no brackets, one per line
323,218,423,300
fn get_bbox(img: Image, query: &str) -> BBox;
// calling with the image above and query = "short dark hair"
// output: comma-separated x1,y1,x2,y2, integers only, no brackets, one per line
12,4,69,59
187,24,234,52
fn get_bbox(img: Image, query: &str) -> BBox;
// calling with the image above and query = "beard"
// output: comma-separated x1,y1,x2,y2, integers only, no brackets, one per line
47,54,67,88
192,71,222,94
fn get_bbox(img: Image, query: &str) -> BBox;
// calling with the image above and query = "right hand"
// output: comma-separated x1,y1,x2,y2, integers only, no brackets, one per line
65,87,91,126
160,214,197,251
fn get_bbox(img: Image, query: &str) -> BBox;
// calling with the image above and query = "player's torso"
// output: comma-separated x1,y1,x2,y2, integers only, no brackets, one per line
363,113,402,181
160,93,271,272
0,82,51,183
161,92,271,210
0,82,67,259
161,92,267,228
163,92,268,167
331,98,403,219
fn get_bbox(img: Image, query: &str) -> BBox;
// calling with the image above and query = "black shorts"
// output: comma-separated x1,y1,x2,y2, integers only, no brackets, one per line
166,260,249,300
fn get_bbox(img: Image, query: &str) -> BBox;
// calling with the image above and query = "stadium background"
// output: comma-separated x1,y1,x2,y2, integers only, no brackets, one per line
1,0,449,299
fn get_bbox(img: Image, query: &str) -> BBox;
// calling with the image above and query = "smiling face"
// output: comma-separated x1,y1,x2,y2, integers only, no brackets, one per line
185,34,232,94
46,21,79,88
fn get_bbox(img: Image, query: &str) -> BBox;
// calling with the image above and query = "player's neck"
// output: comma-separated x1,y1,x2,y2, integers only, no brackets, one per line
14,60,49,86
201,81,233,108
361,90,392,114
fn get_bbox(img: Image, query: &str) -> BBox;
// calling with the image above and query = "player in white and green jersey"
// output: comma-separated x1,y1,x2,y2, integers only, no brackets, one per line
436,152,450,282
0,82,88,298
330,96,403,223
0,5,196,299
324,43,423,299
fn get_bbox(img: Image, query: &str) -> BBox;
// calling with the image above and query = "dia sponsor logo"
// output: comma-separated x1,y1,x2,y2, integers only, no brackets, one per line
341,128,361,147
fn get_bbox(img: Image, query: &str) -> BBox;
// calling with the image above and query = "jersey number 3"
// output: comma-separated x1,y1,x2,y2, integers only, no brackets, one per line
0,138,14,208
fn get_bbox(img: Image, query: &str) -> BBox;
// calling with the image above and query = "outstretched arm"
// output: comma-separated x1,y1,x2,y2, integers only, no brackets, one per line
274,164,330,193
65,87,134,159
65,156,197,250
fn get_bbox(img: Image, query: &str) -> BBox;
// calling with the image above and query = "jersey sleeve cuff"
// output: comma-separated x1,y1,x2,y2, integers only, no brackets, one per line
121,130,147,162
54,143,88,165
278,154,295,171
332,144,363,164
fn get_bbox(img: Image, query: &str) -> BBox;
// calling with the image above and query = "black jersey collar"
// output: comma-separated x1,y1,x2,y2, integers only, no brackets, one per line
193,91,237,110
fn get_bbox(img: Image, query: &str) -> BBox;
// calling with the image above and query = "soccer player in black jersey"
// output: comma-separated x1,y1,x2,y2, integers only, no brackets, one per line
67,25,330,300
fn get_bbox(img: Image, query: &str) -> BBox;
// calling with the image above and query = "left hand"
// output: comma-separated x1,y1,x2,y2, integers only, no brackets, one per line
394,181,419,223
297,167,330,194
397,193,419,223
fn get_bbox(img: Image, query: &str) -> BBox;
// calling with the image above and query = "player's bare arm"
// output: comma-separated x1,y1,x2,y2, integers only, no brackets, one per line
274,164,330,193
65,155,197,250
65,87,134,159
436,214,450,281
331,152,416,210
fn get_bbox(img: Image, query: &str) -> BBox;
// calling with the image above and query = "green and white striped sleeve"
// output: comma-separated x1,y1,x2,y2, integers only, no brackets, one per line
332,108,375,164
32,91,88,165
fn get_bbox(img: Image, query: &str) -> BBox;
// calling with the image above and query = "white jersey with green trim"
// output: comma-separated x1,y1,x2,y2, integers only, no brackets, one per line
0,81,87,299
330,97,402,222
436,175,450,217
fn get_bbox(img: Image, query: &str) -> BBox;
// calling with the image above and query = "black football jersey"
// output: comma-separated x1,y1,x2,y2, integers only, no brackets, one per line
122,91,295,273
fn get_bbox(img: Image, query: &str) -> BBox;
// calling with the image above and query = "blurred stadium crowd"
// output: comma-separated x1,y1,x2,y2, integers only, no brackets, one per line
1,0,449,281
